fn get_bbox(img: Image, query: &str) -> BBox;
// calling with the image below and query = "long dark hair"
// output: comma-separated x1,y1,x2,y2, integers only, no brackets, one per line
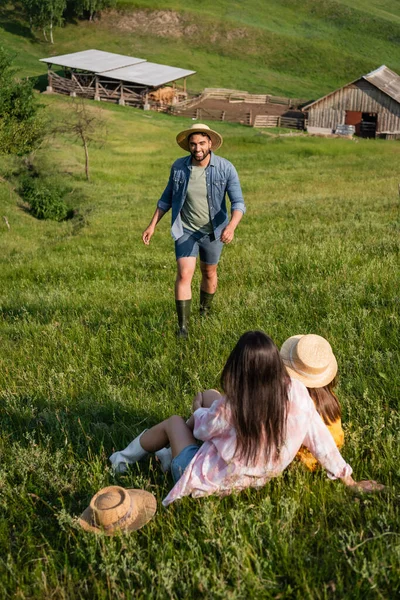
221,331,290,466
308,378,341,425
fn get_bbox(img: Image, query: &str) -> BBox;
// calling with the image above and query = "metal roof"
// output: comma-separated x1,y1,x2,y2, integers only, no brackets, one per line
97,62,196,87
40,49,146,72
303,65,400,110
364,65,400,104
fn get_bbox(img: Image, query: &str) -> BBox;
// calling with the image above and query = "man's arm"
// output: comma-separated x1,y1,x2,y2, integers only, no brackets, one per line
221,163,245,244
142,166,174,245
142,207,166,245
220,209,243,244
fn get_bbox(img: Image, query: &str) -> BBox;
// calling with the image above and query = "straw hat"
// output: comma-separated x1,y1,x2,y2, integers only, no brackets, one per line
176,123,223,151
280,334,338,388
79,486,156,535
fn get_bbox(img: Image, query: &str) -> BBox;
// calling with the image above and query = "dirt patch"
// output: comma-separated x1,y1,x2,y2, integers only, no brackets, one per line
175,97,304,127
102,9,248,42
104,9,186,38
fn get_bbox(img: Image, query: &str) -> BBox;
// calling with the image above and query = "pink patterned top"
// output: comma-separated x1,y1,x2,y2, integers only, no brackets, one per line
162,379,352,506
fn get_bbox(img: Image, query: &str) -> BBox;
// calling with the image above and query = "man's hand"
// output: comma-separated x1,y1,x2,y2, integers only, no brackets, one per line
142,226,155,245
221,224,235,244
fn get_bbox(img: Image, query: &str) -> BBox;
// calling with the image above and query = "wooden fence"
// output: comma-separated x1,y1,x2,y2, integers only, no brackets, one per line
253,115,305,130
50,72,95,99
49,71,143,106
172,88,307,111
191,107,251,125
201,88,305,107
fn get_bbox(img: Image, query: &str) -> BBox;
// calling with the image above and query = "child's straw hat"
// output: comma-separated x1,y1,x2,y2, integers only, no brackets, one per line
280,334,338,388
79,486,156,535
176,123,223,151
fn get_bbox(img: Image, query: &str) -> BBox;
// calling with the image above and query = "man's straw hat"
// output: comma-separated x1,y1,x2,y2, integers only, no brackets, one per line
280,334,338,388
176,123,223,151
79,486,156,535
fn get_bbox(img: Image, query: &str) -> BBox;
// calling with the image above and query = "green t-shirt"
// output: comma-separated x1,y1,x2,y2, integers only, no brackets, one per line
180,166,212,233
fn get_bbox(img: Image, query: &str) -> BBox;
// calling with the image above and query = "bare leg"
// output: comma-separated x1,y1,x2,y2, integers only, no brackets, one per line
140,415,197,458
175,257,197,300
200,261,218,294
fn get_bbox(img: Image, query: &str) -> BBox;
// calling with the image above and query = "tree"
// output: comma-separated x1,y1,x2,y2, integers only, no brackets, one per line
57,99,106,181
21,0,66,43
0,49,44,155
74,0,115,21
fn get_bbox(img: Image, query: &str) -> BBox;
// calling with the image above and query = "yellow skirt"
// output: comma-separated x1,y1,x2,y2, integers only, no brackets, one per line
297,419,344,472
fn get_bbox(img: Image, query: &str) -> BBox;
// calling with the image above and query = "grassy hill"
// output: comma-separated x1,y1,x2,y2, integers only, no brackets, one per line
1,3,400,597
0,94,399,598
2,0,400,96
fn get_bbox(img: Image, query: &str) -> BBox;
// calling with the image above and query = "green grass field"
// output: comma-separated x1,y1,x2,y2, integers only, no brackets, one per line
3,0,400,96
0,93,399,598
1,1,400,596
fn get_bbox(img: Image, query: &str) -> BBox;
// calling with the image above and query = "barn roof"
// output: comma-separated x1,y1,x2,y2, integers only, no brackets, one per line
97,62,196,87
303,65,400,110
40,49,146,72
40,49,196,87
364,65,400,103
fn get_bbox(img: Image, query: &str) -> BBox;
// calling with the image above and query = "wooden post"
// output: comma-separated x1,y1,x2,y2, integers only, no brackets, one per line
46,64,53,93
94,75,100,101
119,81,125,106
183,78,187,93
221,111,225,121
70,73,77,97
143,90,150,110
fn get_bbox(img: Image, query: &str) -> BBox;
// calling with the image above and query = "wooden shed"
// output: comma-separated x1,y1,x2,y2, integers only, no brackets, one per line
40,49,196,109
303,65,400,138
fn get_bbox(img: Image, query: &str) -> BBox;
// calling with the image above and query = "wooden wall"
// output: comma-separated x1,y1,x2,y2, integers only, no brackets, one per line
306,79,400,132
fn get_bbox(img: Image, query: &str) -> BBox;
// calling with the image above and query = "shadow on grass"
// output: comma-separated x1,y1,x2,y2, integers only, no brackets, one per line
31,73,48,92
0,11,34,40
0,391,163,459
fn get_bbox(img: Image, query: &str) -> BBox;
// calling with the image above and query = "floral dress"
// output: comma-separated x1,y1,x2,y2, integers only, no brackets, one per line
162,378,352,506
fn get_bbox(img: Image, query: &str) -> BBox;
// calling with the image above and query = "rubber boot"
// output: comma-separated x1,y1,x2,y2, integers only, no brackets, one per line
200,289,215,316
155,447,173,473
109,429,148,473
176,299,191,339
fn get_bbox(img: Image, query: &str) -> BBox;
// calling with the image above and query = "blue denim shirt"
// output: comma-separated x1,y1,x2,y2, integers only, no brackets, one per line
157,152,246,241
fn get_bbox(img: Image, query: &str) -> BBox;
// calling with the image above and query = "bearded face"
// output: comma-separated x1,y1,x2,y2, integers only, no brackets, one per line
188,133,212,164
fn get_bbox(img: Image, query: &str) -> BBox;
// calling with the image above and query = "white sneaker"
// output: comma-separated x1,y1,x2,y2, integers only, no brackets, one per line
109,429,148,473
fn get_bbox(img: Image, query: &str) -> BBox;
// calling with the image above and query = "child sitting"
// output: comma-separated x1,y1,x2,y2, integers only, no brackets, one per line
280,334,344,471
110,331,383,506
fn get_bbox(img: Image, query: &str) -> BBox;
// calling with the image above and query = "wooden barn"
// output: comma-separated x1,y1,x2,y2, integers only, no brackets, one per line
40,49,196,110
303,65,400,138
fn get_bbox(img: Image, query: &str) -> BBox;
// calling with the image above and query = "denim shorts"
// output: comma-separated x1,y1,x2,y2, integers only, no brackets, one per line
175,228,224,265
171,444,200,483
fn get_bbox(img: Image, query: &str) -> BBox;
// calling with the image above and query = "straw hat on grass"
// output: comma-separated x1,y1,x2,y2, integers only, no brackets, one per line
79,486,156,535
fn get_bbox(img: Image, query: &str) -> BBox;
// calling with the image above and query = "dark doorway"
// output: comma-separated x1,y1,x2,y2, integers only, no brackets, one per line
360,113,377,138
345,110,377,138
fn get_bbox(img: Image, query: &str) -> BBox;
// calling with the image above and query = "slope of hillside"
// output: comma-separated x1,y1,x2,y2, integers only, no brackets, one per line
2,0,400,98
0,92,399,599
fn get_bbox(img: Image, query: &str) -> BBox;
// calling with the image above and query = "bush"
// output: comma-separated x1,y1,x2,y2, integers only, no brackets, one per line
0,48,45,156
20,177,71,221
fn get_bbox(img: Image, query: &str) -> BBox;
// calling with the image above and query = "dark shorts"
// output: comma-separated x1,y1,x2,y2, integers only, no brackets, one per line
175,228,224,265
171,444,200,483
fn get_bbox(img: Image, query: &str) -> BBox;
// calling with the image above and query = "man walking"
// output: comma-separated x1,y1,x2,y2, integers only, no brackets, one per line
142,123,246,338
